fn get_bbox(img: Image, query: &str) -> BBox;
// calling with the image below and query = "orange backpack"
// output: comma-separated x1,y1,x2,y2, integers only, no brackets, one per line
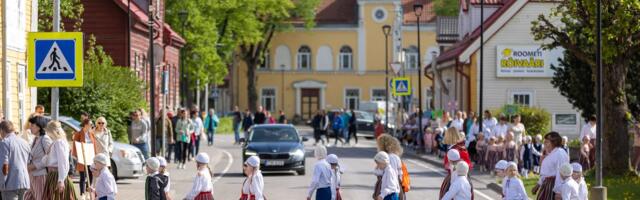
401,161,411,192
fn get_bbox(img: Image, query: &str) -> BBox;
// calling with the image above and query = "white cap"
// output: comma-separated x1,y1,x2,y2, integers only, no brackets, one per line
374,151,390,164
571,162,583,172
447,149,461,162
195,153,210,164
507,162,518,171
314,145,328,160
157,157,167,167
495,160,508,170
560,163,573,177
146,157,160,171
94,153,108,165
456,162,469,176
326,154,339,164
245,155,260,167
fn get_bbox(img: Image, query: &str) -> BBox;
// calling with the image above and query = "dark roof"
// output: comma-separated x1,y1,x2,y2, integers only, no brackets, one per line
402,0,437,24
433,0,516,64
436,16,459,43
315,0,358,24
461,0,506,11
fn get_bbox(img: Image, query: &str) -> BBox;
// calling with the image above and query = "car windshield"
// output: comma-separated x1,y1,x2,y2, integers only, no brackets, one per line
250,127,299,142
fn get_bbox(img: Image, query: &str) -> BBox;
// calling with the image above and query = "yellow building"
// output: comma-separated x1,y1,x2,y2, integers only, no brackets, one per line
233,0,438,120
1,0,38,127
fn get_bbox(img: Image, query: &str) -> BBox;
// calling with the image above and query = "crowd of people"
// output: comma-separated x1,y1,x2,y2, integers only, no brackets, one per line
310,109,362,147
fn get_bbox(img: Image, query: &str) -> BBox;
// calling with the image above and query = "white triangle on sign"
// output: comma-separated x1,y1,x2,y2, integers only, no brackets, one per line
396,81,408,92
391,63,402,75
37,42,73,74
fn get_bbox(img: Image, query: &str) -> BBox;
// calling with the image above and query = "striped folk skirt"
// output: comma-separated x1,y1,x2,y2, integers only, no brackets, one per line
43,171,78,200
194,191,214,200
24,174,46,200
536,177,556,200
439,172,452,199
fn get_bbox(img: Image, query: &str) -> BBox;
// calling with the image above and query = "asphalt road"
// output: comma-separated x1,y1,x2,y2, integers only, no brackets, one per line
114,127,501,200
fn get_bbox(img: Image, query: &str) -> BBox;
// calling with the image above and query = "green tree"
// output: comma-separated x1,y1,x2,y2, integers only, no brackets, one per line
195,0,320,112
532,0,640,176
433,0,459,16
38,0,84,31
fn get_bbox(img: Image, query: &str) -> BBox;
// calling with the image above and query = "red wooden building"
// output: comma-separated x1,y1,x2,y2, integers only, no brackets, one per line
76,0,185,112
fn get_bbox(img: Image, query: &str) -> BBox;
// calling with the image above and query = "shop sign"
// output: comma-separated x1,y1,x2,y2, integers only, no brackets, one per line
496,45,564,77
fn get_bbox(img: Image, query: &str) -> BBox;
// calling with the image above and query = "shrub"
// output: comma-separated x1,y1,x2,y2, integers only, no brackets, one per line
216,117,233,134
495,104,552,136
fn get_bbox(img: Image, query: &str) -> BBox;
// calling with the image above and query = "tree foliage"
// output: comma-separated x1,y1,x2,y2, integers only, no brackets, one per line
531,0,640,176
165,1,226,89
433,0,459,16
38,0,84,31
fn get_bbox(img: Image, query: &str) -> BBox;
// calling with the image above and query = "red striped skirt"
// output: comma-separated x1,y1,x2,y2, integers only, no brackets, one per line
439,173,452,199
24,174,46,200
239,193,256,200
536,177,555,200
195,191,214,200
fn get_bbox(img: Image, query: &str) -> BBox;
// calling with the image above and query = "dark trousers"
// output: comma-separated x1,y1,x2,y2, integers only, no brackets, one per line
166,143,175,162
79,167,94,195
333,128,344,145
178,141,189,164
347,128,358,144
194,136,201,155
313,129,322,144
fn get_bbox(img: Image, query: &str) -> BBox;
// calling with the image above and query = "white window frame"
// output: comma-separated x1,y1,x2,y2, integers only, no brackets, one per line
339,46,353,70
261,88,277,112
370,88,386,101
405,51,418,70
344,88,360,110
7,0,26,51
297,46,311,70
18,63,26,129
259,50,270,70
509,90,535,107
425,88,433,110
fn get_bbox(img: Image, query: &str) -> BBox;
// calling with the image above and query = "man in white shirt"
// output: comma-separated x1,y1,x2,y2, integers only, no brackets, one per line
492,116,509,139
579,115,597,142
482,111,498,138
451,111,464,132
555,163,579,200
442,162,472,200
89,153,117,200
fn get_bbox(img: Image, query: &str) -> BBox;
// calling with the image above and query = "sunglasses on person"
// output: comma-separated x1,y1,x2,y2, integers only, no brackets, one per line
97,122,104,125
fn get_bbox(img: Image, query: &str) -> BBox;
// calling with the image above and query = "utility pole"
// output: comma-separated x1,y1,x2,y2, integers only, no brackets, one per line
51,0,61,120
478,0,485,131
592,0,607,199
148,3,157,156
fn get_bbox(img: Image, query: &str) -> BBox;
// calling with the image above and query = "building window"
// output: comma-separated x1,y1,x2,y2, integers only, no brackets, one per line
555,114,577,125
405,46,419,70
297,46,311,70
261,88,276,112
339,46,353,70
426,88,433,109
345,88,360,110
511,91,533,106
7,0,26,51
371,89,386,101
259,50,270,70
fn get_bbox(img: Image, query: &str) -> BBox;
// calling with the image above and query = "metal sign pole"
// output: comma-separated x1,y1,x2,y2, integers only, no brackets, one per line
51,0,60,120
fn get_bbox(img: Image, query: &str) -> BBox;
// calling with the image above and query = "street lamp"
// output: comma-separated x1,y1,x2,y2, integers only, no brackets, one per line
178,10,189,108
148,3,157,156
414,3,424,153
383,25,391,131
478,0,485,132
593,0,606,199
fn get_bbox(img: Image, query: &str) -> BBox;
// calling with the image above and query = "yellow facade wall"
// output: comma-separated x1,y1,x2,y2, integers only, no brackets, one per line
0,0,36,128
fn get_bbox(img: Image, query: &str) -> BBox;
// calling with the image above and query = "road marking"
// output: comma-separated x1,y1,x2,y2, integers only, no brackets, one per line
212,150,233,184
406,159,496,200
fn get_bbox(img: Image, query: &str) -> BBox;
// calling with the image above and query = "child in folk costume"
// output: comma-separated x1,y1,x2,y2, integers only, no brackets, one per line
241,156,265,200
571,163,588,200
308,145,333,200
145,157,169,200
532,132,569,200
424,128,435,154
475,133,488,172
519,136,534,178
435,128,447,158
554,163,580,200
532,135,544,174
494,160,509,180
327,154,343,200
88,153,117,200
486,137,499,174
504,132,517,163
579,136,592,170
502,162,528,200
561,136,570,154
374,152,400,200
441,162,472,200
496,136,506,161
158,157,172,200
42,121,78,200
185,153,214,200
377,134,406,200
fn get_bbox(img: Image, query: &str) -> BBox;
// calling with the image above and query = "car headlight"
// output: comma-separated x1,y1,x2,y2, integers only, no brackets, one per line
244,150,257,156
290,149,305,159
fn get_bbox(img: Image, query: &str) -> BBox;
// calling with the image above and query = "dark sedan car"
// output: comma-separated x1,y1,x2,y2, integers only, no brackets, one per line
326,110,376,137
241,124,308,175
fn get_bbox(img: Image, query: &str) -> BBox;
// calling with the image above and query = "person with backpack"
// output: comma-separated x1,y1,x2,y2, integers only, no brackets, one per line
376,134,409,200
145,157,168,200
332,111,345,146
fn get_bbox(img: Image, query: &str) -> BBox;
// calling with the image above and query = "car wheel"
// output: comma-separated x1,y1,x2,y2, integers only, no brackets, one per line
297,168,306,175
110,160,119,180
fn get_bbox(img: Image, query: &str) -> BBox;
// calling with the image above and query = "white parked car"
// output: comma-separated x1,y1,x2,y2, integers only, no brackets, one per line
48,116,145,179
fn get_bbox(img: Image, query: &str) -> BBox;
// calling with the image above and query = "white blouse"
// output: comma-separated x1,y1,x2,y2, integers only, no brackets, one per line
43,139,70,182
442,175,472,200
557,177,580,200
502,177,528,200
185,168,213,200
538,148,570,187
330,167,342,200
242,171,264,200
576,178,588,200
95,167,117,199
378,165,400,199
308,159,332,197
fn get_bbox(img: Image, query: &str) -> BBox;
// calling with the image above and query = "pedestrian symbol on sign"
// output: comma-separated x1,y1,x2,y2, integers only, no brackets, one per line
392,77,411,96
38,42,72,73
28,32,84,87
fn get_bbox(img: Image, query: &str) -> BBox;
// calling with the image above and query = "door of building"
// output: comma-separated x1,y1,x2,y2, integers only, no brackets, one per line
301,88,320,120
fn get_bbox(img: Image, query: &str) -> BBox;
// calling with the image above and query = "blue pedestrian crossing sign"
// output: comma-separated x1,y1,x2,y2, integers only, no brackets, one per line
27,32,83,87
392,77,411,96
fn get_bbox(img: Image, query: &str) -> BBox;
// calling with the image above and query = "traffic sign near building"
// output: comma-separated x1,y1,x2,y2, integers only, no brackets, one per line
392,77,411,96
27,32,83,87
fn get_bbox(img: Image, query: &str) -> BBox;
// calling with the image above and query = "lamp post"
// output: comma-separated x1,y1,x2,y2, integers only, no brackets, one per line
593,0,607,199
178,10,189,108
383,25,391,131
414,4,424,151
281,64,285,112
478,0,485,131
149,3,157,156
